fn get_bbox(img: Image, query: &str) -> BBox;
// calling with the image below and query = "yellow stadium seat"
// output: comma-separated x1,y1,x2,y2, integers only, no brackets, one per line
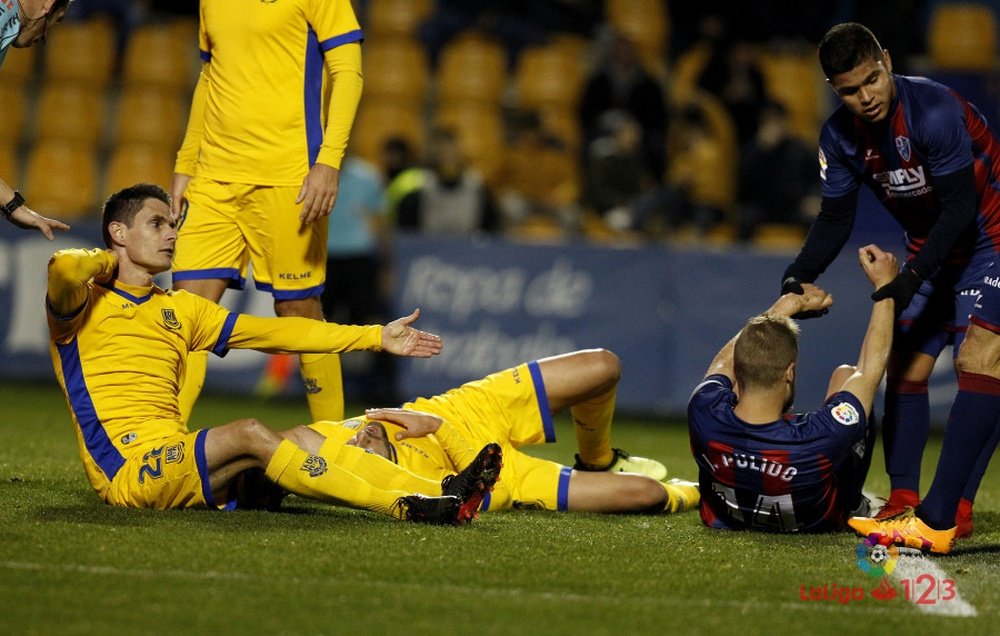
113,86,187,149
605,0,670,76
0,82,27,144
351,98,425,167
362,38,430,103
122,22,200,94
104,144,175,194
365,0,433,37
42,17,117,88
23,140,99,218
435,102,505,187
33,83,106,147
758,47,828,144
515,43,586,112
0,45,38,86
438,33,508,105
751,223,808,250
0,142,16,182
928,3,999,70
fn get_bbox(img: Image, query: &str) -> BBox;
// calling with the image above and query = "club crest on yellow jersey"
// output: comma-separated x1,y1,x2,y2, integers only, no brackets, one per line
161,308,182,330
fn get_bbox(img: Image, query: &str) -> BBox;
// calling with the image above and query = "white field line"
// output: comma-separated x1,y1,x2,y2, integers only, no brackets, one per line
891,551,978,617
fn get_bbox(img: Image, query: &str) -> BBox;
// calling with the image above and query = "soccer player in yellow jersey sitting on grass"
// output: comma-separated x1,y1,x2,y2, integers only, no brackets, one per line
45,183,502,524
290,349,700,515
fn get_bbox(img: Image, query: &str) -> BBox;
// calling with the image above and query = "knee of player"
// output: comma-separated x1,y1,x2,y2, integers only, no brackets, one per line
233,418,283,454
585,348,622,384
631,476,669,511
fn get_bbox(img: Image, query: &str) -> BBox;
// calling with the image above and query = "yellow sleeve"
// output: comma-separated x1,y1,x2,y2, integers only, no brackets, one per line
315,41,363,170
174,63,210,175
46,249,116,318
224,313,382,354
432,420,481,472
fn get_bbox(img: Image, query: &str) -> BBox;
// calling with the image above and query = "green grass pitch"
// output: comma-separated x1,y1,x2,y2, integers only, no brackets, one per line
1,380,998,634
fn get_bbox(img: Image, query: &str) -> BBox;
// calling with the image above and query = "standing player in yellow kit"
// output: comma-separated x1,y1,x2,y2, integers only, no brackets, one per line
171,0,364,423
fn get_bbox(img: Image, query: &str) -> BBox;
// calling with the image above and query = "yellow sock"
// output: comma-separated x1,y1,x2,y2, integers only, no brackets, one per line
571,388,616,468
300,353,344,421
321,436,442,495
178,349,208,425
264,439,407,517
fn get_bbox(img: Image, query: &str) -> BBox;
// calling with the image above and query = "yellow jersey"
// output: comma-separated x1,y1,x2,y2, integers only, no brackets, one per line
47,248,382,498
178,0,363,184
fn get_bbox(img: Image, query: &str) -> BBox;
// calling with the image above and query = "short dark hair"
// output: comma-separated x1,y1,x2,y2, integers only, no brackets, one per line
101,183,170,247
818,22,884,79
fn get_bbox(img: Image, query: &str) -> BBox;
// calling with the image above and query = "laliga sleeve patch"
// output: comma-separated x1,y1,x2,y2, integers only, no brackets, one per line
831,402,860,426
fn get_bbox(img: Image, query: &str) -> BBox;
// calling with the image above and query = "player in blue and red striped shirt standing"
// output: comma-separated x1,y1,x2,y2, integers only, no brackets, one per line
781,23,1000,538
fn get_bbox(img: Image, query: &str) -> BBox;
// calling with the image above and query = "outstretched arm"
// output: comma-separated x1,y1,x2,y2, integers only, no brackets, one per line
2,178,70,240
704,284,834,381
224,308,442,357
838,244,898,416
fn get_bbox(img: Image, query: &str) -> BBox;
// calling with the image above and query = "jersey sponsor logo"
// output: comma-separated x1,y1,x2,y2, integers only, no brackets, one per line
895,135,911,161
161,308,182,330
872,165,928,197
302,454,327,477
831,402,860,426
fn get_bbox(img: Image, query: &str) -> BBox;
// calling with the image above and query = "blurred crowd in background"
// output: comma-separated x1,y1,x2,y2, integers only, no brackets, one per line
3,0,998,248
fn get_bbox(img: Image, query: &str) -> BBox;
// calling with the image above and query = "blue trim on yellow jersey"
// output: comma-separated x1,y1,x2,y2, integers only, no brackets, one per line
199,49,210,62
195,428,214,507
57,339,126,481
254,281,325,300
304,27,323,167
110,287,153,306
528,360,556,442
318,29,364,51
480,491,491,512
212,312,238,357
557,466,572,511
172,268,246,290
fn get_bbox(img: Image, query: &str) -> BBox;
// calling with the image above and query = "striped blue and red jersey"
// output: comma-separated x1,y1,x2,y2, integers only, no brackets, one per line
820,74,1000,261
688,375,868,532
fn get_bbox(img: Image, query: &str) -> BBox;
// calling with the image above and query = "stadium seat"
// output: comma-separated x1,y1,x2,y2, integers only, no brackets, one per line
928,3,999,70
113,86,187,150
0,82,27,144
0,142,16,183
365,0,433,37
437,33,508,105
361,38,430,104
514,42,586,112
0,45,38,87
23,140,99,218
435,102,505,187
751,223,807,249
757,46,828,144
104,144,175,194
33,83,106,147
42,17,117,88
121,22,200,94
351,98,425,167
605,0,670,76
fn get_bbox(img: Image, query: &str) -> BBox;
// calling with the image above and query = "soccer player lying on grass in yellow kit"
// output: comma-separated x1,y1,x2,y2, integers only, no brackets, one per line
286,349,700,514
45,183,502,525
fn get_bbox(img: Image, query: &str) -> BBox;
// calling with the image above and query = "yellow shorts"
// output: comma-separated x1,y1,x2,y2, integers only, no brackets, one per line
172,177,328,300
103,429,232,510
405,361,572,512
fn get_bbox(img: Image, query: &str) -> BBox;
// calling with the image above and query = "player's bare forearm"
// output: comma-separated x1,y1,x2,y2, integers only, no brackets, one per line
845,245,897,405
46,249,117,317
365,408,442,439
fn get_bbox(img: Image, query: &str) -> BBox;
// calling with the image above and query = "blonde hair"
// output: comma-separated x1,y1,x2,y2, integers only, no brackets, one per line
734,314,799,391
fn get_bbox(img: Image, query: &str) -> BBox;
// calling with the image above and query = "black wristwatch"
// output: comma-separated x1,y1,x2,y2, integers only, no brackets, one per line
0,190,25,220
